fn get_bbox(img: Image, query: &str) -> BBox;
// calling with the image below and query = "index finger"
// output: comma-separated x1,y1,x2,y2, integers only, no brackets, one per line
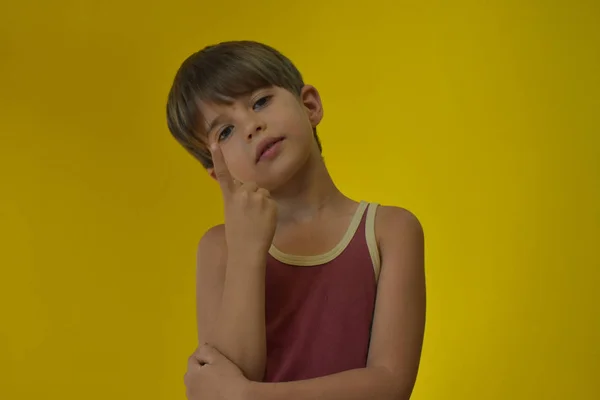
210,144,234,193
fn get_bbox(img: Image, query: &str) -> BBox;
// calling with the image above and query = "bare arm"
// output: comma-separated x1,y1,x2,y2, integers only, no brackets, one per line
194,143,276,382
195,225,267,382
244,206,426,399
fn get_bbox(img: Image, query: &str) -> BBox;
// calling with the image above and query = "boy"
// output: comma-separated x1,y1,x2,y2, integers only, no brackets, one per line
166,41,426,400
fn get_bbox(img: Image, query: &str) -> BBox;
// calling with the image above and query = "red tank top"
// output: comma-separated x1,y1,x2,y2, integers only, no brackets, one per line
263,201,381,382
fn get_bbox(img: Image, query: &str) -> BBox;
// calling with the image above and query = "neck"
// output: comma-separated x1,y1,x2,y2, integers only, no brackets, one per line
270,152,349,224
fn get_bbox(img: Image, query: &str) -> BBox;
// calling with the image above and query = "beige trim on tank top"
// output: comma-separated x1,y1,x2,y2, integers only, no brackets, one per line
365,203,381,282
268,201,381,282
268,201,368,266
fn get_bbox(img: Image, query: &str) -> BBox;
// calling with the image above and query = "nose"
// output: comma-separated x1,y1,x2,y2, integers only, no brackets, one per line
245,115,267,141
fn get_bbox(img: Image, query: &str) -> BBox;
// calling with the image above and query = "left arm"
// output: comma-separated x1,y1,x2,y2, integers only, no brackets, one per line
246,207,426,400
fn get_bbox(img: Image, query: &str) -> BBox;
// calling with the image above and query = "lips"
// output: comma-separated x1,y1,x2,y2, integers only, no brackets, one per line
256,136,285,162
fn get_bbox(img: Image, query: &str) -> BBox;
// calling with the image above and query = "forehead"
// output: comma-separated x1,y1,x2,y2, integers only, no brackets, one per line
198,97,240,115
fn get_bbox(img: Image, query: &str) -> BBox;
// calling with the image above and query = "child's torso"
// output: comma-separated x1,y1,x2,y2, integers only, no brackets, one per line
264,201,381,382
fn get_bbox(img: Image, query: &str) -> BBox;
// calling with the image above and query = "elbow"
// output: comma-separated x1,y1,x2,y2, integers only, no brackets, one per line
379,367,417,400
204,332,266,381
245,369,265,382
221,353,265,382
395,389,415,400
221,346,265,382
232,348,266,382
389,383,415,400
392,377,417,400
241,359,265,382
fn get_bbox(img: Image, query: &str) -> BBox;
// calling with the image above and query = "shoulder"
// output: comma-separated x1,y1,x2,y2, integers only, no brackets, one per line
196,224,228,264
372,205,424,278
198,224,226,248
375,205,424,249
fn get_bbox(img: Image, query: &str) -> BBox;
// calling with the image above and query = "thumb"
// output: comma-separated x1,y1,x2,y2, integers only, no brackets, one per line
195,344,222,365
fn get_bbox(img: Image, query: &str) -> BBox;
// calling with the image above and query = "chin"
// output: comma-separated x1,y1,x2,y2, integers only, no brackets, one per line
265,153,311,191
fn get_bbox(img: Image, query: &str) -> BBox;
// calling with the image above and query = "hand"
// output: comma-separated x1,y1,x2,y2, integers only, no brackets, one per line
210,144,277,255
184,344,249,400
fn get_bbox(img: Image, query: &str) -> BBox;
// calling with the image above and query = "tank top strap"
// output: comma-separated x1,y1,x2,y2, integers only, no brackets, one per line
365,202,381,282
267,201,381,282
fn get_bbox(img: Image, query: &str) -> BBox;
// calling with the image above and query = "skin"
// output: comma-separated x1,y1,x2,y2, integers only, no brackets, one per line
184,84,426,400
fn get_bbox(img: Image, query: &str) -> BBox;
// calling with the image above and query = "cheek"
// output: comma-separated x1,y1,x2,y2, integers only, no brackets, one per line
272,104,311,135
288,113,315,141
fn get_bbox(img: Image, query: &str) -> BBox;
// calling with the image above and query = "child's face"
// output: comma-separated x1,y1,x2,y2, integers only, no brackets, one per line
200,85,323,191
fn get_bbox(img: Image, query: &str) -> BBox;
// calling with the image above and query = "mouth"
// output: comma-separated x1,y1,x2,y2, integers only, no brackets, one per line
256,137,285,162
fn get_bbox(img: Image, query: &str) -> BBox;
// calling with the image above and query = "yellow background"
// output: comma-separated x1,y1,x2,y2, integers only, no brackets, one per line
1,0,598,399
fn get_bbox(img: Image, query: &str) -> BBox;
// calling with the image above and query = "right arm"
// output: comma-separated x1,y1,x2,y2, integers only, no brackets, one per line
195,143,276,382
195,224,267,382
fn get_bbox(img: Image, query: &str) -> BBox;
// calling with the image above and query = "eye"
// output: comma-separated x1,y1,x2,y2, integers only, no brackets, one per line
253,95,272,111
217,125,234,142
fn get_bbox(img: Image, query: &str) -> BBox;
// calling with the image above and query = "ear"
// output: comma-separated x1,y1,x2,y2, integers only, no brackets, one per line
300,85,323,128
